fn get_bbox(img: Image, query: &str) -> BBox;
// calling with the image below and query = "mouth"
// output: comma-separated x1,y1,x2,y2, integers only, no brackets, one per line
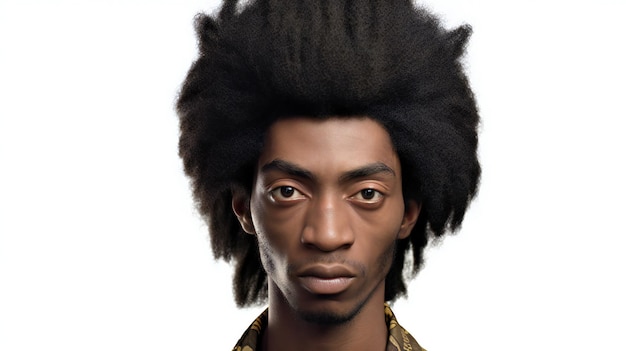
297,265,357,295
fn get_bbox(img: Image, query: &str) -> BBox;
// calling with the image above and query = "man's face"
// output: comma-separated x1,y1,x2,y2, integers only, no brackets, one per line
234,116,418,324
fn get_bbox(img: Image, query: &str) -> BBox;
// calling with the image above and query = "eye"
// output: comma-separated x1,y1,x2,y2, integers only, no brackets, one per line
269,185,306,202
351,188,384,204
360,189,377,200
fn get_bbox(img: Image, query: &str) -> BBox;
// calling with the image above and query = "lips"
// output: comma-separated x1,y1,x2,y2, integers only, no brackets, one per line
297,265,356,295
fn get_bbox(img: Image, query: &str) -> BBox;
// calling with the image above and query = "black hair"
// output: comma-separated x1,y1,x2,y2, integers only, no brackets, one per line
176,0,480,307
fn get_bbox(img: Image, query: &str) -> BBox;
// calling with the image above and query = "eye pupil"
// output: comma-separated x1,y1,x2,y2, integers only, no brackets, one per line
280,186,295,197
361,189,375,199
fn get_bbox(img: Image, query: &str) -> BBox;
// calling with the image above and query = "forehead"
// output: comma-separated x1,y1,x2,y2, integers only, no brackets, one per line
257,116,400,177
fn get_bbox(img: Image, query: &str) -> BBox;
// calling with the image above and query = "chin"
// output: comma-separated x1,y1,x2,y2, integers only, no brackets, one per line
297,303,363,326
291,290,373,326
286,276,387,326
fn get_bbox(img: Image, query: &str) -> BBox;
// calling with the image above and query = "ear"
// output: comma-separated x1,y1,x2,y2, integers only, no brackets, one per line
398,200,420,240
231,190,256,235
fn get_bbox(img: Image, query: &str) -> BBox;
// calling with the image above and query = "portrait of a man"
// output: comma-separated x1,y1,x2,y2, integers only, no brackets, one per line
176,1,479,349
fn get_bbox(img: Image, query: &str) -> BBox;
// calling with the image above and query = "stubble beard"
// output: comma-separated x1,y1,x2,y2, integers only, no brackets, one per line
292,242,398,326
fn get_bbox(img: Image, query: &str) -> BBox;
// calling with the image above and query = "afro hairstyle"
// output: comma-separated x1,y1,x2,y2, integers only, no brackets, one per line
176,0,481,307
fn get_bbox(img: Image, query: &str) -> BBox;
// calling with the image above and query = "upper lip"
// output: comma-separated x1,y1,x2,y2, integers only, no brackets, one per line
297,265,357,279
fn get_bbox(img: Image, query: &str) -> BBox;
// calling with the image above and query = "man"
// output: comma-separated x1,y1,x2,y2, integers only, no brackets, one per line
176,0,480,350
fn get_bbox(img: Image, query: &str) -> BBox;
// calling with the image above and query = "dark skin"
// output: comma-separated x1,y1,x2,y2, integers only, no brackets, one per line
233,116,420,351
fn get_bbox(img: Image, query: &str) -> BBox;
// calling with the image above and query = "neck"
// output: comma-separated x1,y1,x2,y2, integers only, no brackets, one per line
261,284,388,351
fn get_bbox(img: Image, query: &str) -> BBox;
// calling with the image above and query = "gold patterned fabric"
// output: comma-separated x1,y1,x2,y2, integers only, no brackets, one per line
232,304,425,351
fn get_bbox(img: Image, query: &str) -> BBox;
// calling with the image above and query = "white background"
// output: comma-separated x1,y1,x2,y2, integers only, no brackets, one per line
1,1,625,350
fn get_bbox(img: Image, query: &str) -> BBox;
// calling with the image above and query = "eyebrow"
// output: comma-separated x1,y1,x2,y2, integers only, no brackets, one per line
338,162,396,183
260,159,396,183
261,159,316,181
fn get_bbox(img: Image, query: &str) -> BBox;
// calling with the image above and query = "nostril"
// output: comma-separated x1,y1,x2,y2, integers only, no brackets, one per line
300,216,354,252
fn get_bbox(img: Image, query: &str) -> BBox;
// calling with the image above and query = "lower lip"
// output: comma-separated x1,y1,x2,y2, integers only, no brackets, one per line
299,276,354,295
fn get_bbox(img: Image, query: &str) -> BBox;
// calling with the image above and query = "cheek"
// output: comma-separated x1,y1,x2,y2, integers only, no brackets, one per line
250,183,311,235
256,234,278,275
250,196,304,273
352,201,406,240
350,201,405,268
250,200,298,247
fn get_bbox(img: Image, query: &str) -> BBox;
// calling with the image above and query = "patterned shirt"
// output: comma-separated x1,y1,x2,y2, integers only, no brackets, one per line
233,304,425,351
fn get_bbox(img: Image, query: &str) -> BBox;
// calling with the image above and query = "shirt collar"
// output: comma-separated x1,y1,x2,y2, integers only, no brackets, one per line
232,303,425,351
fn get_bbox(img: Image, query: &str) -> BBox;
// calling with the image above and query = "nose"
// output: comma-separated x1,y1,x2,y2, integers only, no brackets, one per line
300,193,355,252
